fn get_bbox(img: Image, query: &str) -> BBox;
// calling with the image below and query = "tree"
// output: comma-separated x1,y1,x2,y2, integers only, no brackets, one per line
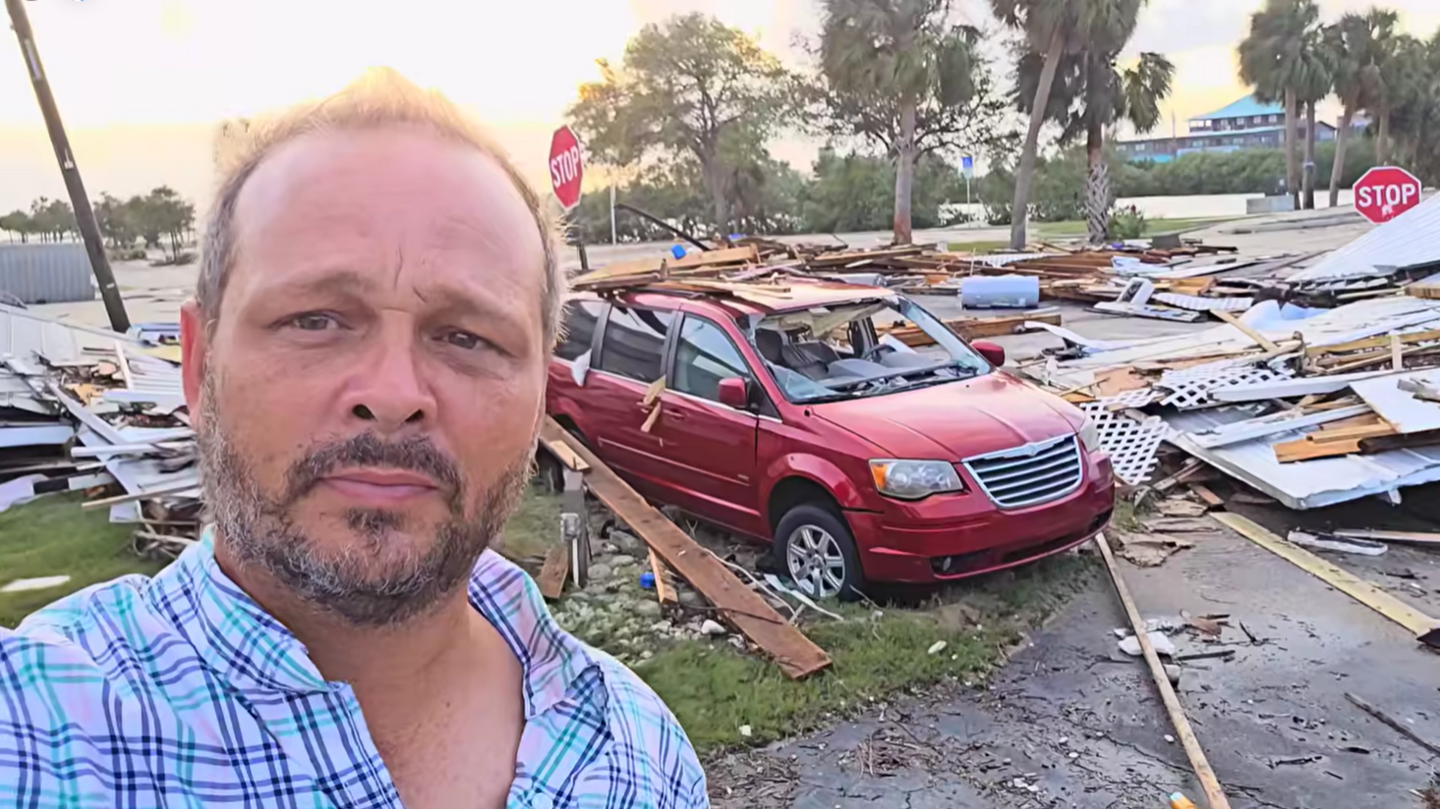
1015,34,1171,242
0,211,31,243
991,0,1144,248
94,192,139,249
1373,33,1426,165
1388,29,1440,182
1294,20,1334,209
801,148,965,233
810,0,1004,244
569,14,791,235
1238,0,1321,210
1325,9,1396,206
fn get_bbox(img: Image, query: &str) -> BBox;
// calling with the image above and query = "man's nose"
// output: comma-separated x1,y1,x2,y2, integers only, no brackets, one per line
341,326,435,433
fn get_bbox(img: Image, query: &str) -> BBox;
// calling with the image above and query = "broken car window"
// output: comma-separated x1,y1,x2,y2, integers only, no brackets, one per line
673,316,751,402
555,300,604,361
749,297,987,404
596,305,673,383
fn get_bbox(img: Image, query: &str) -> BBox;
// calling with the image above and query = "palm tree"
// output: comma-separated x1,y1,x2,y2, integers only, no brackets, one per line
1388,31,1440,178
991,0,1144,249
1373,34,1425,165
1238,0,1320,211
1325,9,1396,206
1014,48,1172,243
818,0,981,245
1295,21,1334,209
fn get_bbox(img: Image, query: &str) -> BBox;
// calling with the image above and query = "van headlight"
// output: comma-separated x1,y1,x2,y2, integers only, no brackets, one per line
869,459,964,500
1078,416,1101,453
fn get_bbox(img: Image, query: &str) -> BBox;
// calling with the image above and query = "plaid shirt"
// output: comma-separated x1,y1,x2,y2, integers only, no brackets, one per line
0,535,706,808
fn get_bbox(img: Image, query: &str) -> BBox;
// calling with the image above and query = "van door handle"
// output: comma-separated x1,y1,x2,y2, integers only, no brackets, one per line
668,410,687,421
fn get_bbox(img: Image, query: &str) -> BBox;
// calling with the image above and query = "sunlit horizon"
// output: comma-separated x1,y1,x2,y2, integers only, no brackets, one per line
2,0,1436,213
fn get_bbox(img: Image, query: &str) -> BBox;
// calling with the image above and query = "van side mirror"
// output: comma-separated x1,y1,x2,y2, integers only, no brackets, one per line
717,377,750,409
972,340,1005,367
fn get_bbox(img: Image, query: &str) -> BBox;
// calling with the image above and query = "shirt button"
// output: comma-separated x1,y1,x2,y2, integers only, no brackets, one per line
532,794,553,809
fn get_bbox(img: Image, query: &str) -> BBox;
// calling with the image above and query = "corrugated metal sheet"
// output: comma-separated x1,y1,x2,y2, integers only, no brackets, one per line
1286,194,1440,283
0,244,96,304
1166,407,1440,509
1350,370,1440,434
0,302,133,363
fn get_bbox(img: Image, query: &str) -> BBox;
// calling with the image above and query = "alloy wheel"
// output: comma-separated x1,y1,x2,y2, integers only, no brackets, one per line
786,524,846,598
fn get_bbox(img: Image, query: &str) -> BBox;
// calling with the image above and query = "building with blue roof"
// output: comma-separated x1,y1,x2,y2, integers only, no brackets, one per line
1113,94,1353,164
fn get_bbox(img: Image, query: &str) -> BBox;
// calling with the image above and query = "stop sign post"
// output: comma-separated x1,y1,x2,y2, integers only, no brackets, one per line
1353,166,1423,225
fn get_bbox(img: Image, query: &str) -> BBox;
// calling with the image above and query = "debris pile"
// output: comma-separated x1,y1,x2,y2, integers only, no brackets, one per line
0,303,197,556
569,237,1243,311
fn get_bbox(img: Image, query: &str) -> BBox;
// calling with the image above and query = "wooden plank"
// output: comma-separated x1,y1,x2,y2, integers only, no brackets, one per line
948,311,1063,340
541,417,831,679
1094,534,1233,809
1212,310,1279,352
649,549,676,604
1332,528,1440,547
1274,436,1364,462
640,403,662,433
1304,423,1395,444
1304,327,1440,357
641,378,666,408
543,439,590,472
1212,513,1440,639
1189,483,1224,508
1392,332,1405,371
1345,693,1440,757
538,543,569,600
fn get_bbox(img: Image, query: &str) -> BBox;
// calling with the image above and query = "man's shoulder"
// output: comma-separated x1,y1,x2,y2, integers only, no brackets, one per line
0,570,192,699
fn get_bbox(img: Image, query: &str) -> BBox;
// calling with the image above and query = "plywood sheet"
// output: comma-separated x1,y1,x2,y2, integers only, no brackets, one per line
1351,369,1440,434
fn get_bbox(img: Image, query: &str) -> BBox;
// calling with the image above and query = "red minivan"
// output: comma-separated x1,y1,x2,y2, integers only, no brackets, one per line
547,281,1114,599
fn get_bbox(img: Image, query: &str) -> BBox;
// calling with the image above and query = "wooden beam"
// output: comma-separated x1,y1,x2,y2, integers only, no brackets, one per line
1213,310,1278,352
1212,513,1440,640
538,544,570,600
1331,528,1440,547
1189,483,1224,508
543,439,590,472
649,549,676,604
1304,328,1440,357
541,417,831,679
1093,534,1233,809
1392,332,1404,371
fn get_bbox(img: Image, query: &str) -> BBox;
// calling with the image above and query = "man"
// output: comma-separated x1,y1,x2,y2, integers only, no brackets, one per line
0,70,706,808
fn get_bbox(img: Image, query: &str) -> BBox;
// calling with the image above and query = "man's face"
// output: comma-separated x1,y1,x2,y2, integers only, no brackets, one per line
181,127,548,625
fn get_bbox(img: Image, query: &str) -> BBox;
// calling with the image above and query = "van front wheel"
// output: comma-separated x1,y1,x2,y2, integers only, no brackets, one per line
776,504,865,602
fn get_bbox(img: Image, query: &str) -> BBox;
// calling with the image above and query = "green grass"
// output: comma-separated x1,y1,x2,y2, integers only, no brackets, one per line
1110,498,1142,534
0,493,165,629
632,553,1096,754
1033,216,1240,239
497,487,564,561
945,239,1009,254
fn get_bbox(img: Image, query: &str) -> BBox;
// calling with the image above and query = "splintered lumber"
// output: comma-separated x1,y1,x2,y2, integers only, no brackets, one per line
1093,533,1232,809
952,310,1062,340
541,417,831,678
1213,513,1440,642
1331,528,1440,547
1212,310,1278,352
1189,483,1224,508
538,543,570,600
649,549,676,603
544,439,590,472
1345,693,1440,756
641,378,665,408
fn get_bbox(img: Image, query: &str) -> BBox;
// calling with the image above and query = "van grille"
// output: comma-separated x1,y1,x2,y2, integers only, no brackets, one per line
963,435,1083,509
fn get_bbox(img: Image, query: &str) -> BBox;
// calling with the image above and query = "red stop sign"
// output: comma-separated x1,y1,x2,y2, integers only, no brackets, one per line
1353,166,1423,224
548,126,584,210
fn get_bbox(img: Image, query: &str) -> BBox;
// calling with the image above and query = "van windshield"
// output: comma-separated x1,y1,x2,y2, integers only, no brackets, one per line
746,297,990,404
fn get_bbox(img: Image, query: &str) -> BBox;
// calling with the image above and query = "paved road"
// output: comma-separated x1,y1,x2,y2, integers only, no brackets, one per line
708,520,1440,808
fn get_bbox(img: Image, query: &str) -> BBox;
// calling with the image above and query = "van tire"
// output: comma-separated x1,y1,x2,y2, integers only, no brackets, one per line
776,504,865,602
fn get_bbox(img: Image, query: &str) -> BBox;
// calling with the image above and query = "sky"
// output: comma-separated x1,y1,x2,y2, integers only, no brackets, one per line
1,0,1437,214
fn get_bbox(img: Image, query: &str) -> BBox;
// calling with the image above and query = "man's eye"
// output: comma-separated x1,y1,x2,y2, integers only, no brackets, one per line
443,330,485,350
288,313,338,331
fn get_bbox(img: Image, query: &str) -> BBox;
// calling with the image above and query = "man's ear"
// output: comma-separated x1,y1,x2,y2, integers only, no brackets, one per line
180,299,208,429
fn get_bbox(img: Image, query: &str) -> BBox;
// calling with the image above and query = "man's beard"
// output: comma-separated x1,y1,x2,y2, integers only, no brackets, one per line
196,374,533,626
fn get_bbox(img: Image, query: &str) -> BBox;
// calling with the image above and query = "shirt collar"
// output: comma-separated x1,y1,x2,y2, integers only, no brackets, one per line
150,530,598,716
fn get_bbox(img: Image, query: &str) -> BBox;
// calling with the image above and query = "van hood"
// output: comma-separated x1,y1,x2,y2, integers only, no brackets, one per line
810,372,1083,460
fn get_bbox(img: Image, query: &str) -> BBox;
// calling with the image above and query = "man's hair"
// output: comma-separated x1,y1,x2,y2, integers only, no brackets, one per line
199,68,565,345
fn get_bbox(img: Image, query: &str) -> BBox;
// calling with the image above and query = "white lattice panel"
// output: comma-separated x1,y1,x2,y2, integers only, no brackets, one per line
1158,364,1294,410
1080,402,1170,485
1095,387,1159,410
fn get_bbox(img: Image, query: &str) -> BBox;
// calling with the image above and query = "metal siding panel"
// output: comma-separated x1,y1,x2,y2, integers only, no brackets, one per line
0,244,96,304
1287,194,1440,283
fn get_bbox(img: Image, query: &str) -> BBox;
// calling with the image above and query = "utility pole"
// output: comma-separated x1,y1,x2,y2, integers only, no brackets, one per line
6,0,130,332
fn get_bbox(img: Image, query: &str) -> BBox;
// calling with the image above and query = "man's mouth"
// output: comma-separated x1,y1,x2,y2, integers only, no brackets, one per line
319,468,442,505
